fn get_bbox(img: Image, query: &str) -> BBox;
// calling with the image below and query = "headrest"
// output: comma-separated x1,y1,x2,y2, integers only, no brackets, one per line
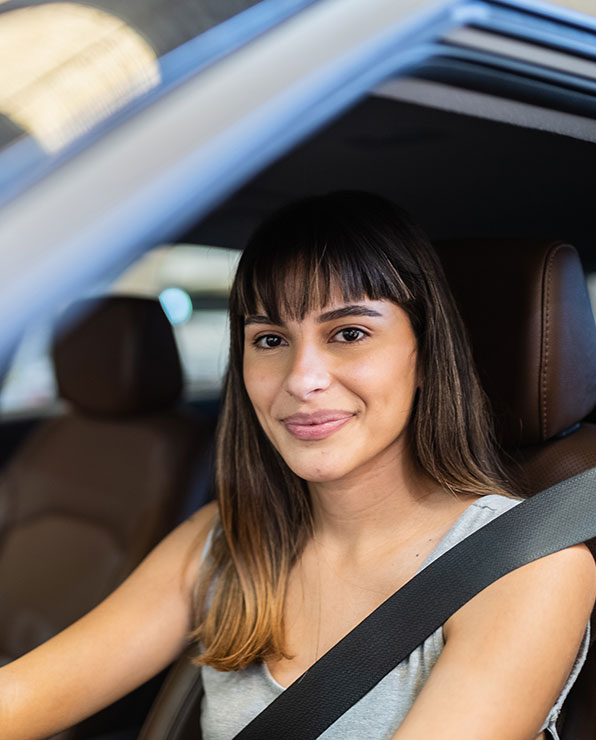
436,240,596,448
53,296,183,416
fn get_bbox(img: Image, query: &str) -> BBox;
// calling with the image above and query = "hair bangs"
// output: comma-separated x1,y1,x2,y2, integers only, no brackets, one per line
235,227,414,325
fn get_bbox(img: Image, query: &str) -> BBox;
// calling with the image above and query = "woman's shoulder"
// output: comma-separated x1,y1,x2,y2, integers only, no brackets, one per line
467,492,522,515
422,493,520,568
188,500,219,531
440,492,596,637
456,491,522,525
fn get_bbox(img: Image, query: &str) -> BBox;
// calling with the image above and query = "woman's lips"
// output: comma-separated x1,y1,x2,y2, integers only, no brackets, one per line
282,412,354,440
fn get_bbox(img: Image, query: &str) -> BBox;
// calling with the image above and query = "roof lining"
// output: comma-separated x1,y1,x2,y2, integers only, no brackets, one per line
375,75,596,142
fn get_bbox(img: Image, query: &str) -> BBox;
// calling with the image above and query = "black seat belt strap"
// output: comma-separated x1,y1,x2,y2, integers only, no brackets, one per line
233,467,596,740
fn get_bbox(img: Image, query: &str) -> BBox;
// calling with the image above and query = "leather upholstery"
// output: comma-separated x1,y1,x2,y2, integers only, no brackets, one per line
53,296,183,416
437,240,596,448
436,239,596,740
511,424,596,498
0,296,210,737
0,410,207,666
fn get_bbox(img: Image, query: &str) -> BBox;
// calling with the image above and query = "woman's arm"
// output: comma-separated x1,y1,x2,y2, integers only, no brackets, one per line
0,501,218,740
393,542,596,740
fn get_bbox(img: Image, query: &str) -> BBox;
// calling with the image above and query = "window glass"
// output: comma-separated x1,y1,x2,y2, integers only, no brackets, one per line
0,319,58,414
112,245,240,398
0,244,239,414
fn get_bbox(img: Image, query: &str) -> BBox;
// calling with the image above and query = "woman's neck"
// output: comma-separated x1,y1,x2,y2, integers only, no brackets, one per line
307,443,451,560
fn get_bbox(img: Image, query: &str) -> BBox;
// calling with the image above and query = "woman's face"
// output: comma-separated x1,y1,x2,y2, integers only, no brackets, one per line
242,294,419,484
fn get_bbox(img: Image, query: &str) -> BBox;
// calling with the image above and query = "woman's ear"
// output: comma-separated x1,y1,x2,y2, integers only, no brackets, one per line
410,386,421,413
415,356,422,391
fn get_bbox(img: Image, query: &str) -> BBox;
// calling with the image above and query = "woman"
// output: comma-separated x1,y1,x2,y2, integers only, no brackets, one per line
1,191,594,740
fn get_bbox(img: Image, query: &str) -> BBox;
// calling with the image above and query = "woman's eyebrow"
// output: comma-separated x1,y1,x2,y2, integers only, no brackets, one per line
244,305,382,326
317,305,383,322
244,314,285,327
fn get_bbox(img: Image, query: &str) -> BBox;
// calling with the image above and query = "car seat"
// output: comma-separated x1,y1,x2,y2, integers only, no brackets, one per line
0,295,212,738
436,238,596,739
138,239,596,740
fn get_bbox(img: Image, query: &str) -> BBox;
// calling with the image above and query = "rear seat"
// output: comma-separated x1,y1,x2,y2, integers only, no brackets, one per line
0,295,212,731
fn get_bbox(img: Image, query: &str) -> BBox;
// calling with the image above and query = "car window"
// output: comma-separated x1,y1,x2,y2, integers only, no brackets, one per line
112,244,239,399
0,318,58,415
0,244,239,414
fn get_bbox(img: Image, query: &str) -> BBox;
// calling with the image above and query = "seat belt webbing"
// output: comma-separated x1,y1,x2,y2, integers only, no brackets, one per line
234,467,596,740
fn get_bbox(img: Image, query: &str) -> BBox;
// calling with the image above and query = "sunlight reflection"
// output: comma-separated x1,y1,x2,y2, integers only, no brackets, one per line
0,3,160,152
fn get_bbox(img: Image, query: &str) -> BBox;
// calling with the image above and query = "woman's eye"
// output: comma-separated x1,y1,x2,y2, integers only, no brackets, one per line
334,328,366,343
254,334,285,349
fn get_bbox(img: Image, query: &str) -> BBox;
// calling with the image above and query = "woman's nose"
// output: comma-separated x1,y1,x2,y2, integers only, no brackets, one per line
284,343,331,399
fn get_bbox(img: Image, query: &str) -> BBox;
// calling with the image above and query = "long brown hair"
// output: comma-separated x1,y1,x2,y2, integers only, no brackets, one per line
191,191,510,670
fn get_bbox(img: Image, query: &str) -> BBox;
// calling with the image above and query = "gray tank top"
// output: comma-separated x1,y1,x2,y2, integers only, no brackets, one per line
200,494,590,739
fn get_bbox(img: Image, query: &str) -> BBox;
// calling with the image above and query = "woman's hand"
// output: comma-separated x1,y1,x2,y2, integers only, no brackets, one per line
392,542,596,740
0,501,217,740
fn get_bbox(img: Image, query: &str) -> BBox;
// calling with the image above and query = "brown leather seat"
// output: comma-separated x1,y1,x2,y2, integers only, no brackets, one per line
436,239,596,739
436,239,596,494
139,239,596,739
0,295,211,737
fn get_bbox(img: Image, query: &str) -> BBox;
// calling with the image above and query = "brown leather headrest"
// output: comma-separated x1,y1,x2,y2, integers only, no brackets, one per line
436,240,596,449
53,296,183,416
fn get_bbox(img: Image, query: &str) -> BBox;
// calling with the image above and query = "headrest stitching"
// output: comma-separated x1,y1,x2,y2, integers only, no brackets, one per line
540,250,553,441
540,243,575,441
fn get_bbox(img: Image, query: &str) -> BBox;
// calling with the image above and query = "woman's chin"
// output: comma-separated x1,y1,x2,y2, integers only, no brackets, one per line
277,441,371,484
289,460,354,484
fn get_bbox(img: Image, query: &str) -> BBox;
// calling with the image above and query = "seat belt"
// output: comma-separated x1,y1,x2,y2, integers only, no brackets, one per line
233,467,596,740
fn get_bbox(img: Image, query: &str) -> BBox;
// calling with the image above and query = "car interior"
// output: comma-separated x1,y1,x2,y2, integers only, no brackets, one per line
1,84,596,739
